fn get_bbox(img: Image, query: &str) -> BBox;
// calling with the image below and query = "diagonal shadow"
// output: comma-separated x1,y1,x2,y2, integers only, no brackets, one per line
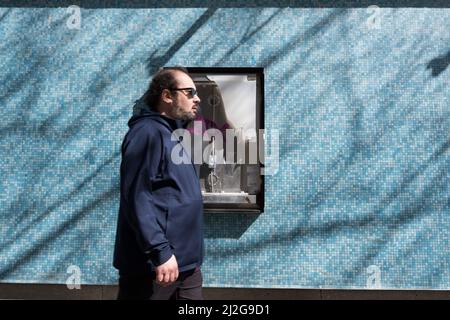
0,7,11,22
426,50,450,77
268,8,347,72
1,11,136,237
341,167,450,286
206,116,450,258
272,9,348,158
216,8,284,65
0,10,98,138
145,8,217,77
207,157,449,261
204,212,259,239
1,150,121,248
0,185,118,280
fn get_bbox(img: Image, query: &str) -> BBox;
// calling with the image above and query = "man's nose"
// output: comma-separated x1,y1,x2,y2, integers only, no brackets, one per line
194,95,201,103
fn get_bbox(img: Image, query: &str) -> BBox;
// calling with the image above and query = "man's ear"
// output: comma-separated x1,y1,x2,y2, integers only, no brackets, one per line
161,89,173,104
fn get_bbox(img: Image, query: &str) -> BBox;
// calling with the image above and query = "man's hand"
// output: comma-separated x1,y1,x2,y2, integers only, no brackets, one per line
154,255,179,286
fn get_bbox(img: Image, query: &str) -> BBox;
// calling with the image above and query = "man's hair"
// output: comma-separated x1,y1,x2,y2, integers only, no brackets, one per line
144,66,190,109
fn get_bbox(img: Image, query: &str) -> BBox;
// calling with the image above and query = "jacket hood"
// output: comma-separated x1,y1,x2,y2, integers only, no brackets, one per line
128,98,188,132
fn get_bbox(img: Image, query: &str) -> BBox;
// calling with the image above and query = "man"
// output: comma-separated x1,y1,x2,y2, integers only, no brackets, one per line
113,66,204,300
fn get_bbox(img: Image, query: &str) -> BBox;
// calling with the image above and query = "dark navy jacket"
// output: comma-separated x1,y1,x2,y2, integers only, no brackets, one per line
113,103,204,275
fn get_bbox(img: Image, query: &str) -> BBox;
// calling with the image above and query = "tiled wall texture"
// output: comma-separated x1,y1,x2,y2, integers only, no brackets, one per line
0,4,449,289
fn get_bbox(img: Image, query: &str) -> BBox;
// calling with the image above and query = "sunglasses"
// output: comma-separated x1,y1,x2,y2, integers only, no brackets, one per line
169,87,198,98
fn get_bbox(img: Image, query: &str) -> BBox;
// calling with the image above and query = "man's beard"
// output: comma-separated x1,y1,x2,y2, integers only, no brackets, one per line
172,104,197,121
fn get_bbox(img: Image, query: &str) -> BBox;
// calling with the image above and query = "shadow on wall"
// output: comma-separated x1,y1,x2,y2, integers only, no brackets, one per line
204,212,259,239
128,7,217,114
145,8,218,77
427,50,450,77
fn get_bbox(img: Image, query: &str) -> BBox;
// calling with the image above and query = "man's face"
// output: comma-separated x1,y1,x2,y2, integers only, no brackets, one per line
168,72,201,121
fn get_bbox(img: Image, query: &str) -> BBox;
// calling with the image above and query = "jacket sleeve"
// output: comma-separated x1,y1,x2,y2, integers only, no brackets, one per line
120,124,173,267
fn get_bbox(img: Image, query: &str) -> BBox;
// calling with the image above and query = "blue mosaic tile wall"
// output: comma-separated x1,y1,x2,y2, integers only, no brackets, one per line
0,4,449,289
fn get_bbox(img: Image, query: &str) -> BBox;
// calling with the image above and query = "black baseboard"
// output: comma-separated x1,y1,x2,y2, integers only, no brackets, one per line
0,283,449,300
